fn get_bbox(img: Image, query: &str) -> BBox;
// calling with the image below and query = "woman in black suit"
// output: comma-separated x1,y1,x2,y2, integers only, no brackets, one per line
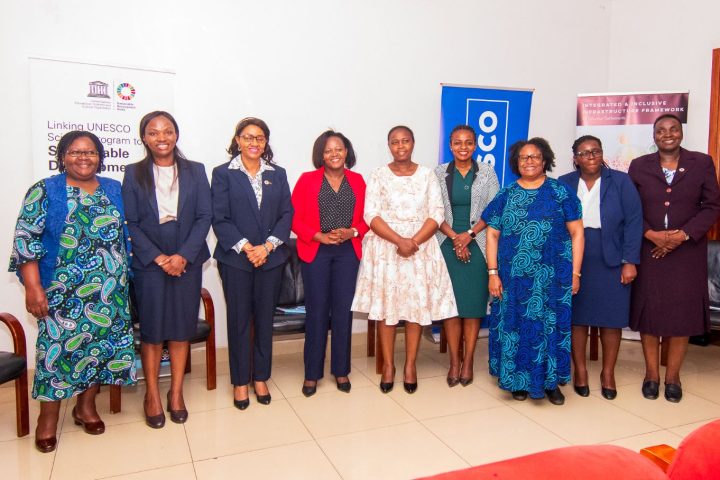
122,111,212,428
211,117,293,410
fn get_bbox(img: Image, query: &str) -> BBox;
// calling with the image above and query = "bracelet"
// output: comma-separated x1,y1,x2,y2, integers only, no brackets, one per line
573,271,582,278
467,229,477,239
262,244,271,255
488,269,499,275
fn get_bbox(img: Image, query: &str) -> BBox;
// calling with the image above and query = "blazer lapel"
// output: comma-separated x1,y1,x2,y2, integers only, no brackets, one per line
233,168,262,226
176,162,190,217
600,167,612,202
260,168,276,218
145,161,160,220
671,148,690,187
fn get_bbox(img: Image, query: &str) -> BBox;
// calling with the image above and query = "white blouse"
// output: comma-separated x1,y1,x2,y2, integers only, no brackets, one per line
577,177,601,228
154,164,179,224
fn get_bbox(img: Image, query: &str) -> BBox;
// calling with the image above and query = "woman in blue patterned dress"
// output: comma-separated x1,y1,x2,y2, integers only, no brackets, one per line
9,131,135,452
482,138,584,405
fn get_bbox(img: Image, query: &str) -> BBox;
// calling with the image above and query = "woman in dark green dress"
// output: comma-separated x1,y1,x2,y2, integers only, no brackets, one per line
435,125,499,387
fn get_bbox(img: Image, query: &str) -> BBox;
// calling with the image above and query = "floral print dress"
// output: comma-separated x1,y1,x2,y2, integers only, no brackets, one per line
10,181,136,400
351,165,457,325
481,178,581,398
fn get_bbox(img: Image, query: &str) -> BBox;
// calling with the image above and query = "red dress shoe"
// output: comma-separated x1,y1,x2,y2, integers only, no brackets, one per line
72,407,105,435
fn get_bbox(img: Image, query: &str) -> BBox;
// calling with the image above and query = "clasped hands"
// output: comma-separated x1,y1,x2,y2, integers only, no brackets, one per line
451,231,472,263
315,228,354,246
242,242,273,268
646,229,687,259
155,254,188,276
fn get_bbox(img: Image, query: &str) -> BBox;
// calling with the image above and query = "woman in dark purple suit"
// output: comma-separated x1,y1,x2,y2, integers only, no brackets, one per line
628,114,720,403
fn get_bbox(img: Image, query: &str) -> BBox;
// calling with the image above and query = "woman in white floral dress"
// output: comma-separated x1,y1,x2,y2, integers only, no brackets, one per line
352,126,457,394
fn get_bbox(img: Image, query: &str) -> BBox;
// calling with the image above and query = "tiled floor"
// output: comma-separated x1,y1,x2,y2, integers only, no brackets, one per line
1,335,719,480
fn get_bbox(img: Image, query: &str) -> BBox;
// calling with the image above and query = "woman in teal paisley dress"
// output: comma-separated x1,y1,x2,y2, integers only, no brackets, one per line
9,131,135,453
482,138,584,405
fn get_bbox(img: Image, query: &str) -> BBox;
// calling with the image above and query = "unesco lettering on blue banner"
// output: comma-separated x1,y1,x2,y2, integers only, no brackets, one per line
439,85,533,187
467,99,509,170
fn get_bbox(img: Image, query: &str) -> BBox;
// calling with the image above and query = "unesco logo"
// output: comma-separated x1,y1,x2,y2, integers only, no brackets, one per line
467,99,509,168
116,83,136,101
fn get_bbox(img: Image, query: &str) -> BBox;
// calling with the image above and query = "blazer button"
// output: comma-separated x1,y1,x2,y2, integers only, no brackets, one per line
666,188,672,193
127,237,132,241
664,201,670,207
129,252,133,257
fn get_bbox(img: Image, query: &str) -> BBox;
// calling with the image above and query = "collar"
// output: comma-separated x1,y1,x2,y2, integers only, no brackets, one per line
228,155,275,174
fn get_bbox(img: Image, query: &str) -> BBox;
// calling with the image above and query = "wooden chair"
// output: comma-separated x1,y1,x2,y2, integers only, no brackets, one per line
108,287,216,413
0,312,29,437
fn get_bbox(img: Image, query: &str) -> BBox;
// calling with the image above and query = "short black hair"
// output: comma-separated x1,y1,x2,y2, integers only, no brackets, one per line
571,134,602,155
56,131,105,173
227,117,274,163
449,124,477,141
311,130,357,169
387,125,414,142
653,113,683,130
508,137,555,176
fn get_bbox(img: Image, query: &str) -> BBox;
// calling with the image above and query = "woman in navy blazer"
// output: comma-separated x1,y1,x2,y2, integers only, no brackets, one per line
559,135,642,400
122,111,212,428
212,117,293,410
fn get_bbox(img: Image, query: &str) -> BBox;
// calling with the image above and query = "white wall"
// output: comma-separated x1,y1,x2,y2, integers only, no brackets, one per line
608,0,720,152
7,0,710,358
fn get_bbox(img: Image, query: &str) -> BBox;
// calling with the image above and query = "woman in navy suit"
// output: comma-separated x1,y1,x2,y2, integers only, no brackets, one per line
559,135,642,400
211,117,293,410
122,111,212,428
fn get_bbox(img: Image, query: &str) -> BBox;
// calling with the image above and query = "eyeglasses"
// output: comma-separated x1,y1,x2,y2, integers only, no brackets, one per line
518,154,542,163
574,148,603,160
239,134,267,144
66,150,99,158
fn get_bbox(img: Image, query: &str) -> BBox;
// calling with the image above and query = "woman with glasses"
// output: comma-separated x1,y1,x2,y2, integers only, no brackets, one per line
122,111,211,428
435,125,499,387
352,125,457,394
291,130,368,397
9,131,136,452
559,135,642,400
483,138,583,405
628,114,720,403
211,117,292,409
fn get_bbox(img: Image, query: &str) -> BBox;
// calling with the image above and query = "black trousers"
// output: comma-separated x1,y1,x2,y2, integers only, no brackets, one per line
219,262,283,386
301,242,360,380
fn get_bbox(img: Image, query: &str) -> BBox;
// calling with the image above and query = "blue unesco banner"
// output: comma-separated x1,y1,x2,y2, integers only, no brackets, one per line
439,85,533,186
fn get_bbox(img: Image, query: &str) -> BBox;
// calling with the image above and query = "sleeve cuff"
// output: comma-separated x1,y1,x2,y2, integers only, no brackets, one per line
232,238,248,254
267,236,283,248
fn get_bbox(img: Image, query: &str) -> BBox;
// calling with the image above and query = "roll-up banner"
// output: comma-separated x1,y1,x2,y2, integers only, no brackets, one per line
576,92,689,172
29,57,175,181
439,84,534,187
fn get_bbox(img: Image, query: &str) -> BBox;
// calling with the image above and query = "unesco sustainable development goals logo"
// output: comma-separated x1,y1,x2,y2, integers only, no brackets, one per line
83,80,137,111
116,83,136,100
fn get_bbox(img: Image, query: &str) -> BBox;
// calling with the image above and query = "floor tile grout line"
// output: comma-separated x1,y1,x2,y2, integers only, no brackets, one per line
183,423,200,480
93,462,195,480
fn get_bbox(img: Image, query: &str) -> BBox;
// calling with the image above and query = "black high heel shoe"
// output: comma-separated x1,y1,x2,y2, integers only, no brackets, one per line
254,381,271,405
336,378,351,393
167,392,189,423
573,384,590,397
302,380,317,397
144,395,166,429
233,385,250,410
600,374,617,400
403,369,418,394
380,366,395,393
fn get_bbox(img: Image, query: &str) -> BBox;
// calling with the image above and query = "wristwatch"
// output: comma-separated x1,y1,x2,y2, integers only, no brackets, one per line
352,228,359,237
467,229,477,239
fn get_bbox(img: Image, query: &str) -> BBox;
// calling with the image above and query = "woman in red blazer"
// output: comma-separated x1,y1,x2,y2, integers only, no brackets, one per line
291,130,369,397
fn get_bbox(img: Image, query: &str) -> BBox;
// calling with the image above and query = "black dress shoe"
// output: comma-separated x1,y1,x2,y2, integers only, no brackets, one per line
403,382,418,394
336,380,351,393
545,388,565,405
447,376,460,388
72,407,106,434
573,385,590,397
380,381,394,393
512,390,528,401
145,411,166,429
642,380,660,400
459,377,473,387
256,393,272,405
35,435,57,453
166,392,188,424
664,383,683,403
601,386,617,400
233,398,250,410
302,384,317,397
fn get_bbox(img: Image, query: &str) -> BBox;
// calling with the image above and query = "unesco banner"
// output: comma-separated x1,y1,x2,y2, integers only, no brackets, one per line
439,84,533,187
576,92,689,173
30,57,175,181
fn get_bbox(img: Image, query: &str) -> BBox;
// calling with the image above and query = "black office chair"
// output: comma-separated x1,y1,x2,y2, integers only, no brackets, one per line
0,312,29,437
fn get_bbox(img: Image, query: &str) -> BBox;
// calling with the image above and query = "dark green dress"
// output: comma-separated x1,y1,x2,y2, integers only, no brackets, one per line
440,169,489,318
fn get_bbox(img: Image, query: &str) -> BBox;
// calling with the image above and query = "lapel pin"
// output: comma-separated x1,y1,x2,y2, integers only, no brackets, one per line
679,168,685,172
264,179,272,185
